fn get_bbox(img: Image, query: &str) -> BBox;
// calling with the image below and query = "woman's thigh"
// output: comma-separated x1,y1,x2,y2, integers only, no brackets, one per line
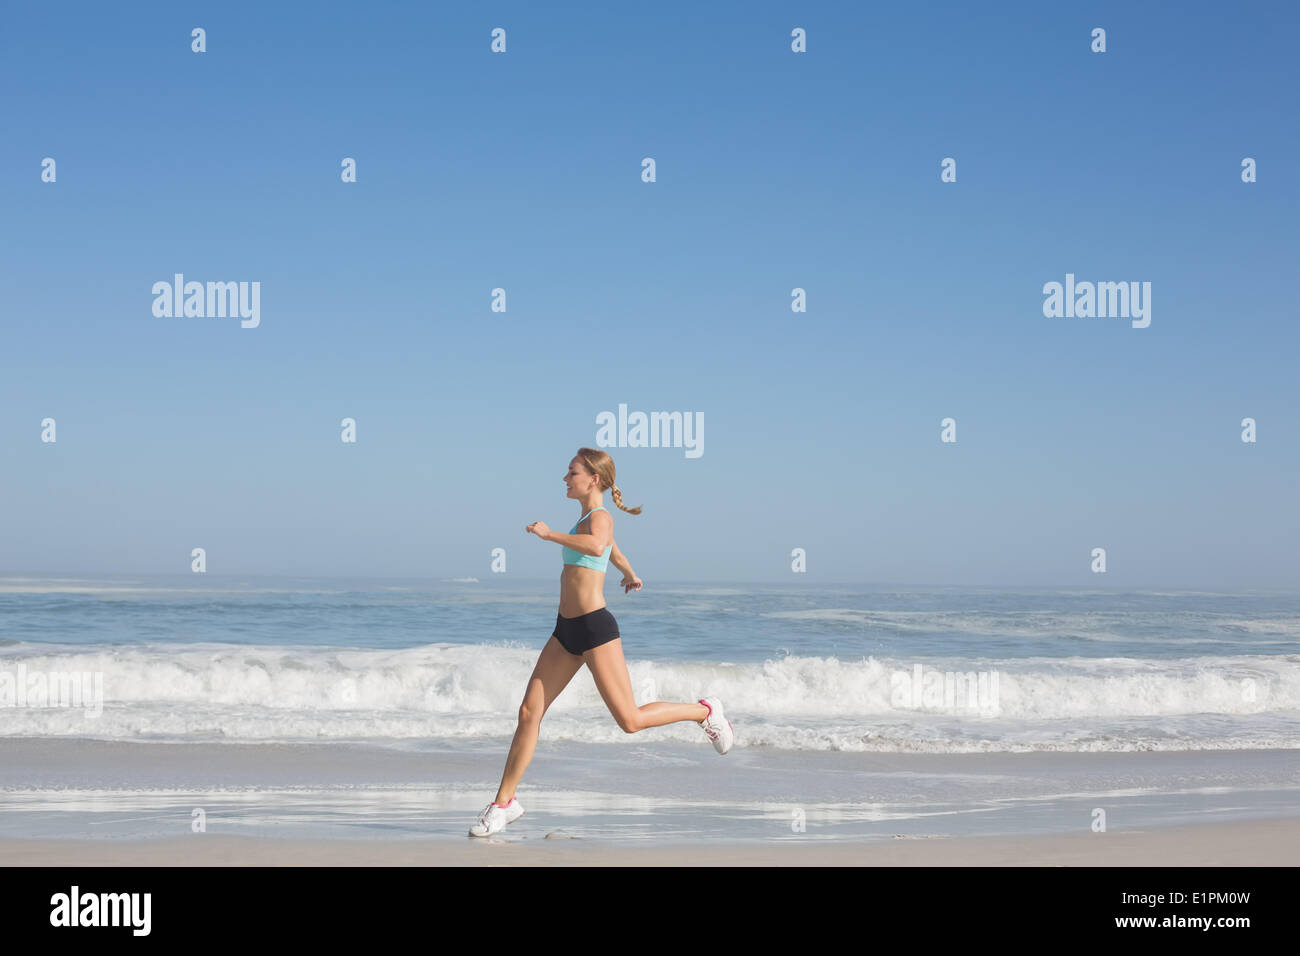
522,635,585,716
582,638,637,724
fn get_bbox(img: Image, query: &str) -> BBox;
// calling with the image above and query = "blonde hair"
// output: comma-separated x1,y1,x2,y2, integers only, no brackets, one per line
575,447,642,515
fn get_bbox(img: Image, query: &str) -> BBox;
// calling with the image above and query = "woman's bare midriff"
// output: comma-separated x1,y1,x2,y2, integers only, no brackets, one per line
559,565,606,618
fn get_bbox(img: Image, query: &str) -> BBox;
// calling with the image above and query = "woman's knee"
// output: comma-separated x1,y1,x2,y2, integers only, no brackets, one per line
614,708,641,734
518,699,543,726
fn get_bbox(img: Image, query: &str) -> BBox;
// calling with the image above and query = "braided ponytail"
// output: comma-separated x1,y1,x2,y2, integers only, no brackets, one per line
576,447,643,516
609,483,642,515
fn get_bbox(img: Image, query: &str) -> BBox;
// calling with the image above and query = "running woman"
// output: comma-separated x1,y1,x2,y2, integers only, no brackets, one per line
469,447,733,837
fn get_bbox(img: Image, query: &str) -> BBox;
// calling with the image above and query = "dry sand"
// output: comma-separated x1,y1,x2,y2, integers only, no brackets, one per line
3,817,1297,866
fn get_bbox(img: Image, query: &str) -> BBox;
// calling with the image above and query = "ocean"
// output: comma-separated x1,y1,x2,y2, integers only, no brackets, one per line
2,576,1298,844
4,576,1299,752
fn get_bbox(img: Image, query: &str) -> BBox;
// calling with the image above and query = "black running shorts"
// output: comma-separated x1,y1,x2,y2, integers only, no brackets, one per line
551,607,620,656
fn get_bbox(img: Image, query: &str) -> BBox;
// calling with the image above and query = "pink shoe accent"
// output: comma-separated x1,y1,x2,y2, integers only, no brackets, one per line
699,699,713,719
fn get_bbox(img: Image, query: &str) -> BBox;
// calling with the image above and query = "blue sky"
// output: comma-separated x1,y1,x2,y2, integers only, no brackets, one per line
2,1,1297,587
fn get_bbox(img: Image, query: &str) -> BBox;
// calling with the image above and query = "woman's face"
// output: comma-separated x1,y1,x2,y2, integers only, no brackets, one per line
564,458,598,497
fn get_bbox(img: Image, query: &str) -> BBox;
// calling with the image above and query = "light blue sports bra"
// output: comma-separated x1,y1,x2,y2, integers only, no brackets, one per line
562,506,612,572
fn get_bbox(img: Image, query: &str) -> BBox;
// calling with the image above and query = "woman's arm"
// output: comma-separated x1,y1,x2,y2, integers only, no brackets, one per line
609,539,642,592
608,538,632,577
526,510,612,557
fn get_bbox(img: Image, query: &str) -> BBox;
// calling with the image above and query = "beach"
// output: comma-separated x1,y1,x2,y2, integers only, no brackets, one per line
3,579,1298,868
4,817,1298,866
1,736,1297,866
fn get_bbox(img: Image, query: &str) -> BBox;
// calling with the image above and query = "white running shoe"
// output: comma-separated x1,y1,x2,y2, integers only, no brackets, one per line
698,697,734,754
468,796,525,837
